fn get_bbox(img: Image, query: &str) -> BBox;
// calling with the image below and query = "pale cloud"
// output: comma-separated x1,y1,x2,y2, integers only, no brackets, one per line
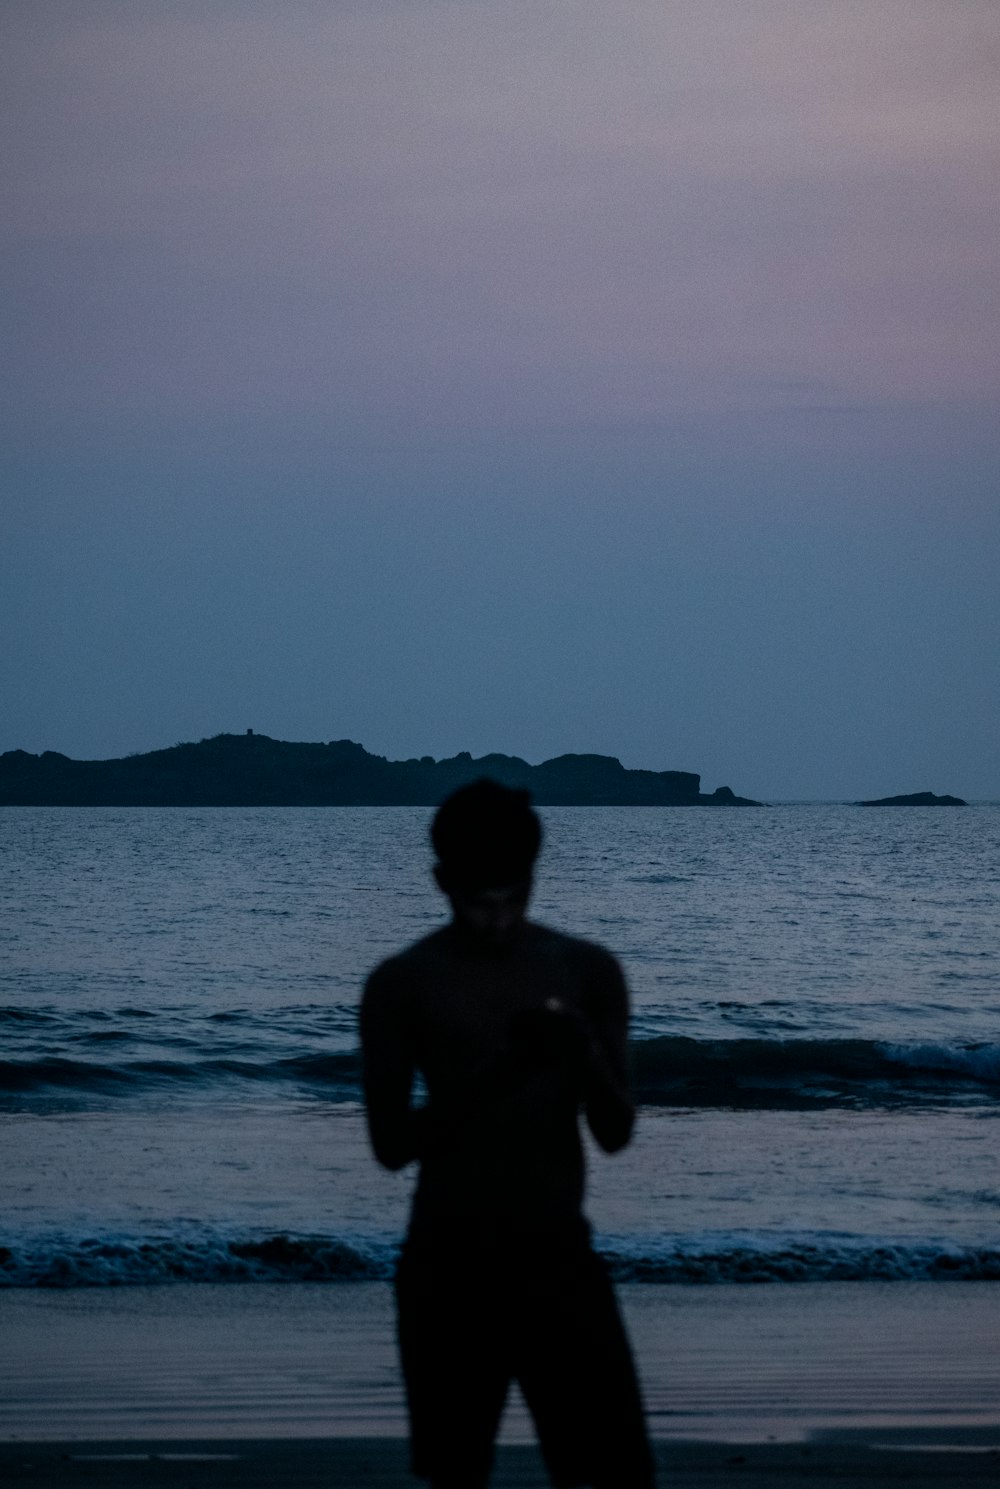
3,0,997,430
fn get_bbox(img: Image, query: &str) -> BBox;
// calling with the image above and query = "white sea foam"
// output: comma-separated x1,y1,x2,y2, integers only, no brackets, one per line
3,1228,1000,1288
879,1041,1000,1085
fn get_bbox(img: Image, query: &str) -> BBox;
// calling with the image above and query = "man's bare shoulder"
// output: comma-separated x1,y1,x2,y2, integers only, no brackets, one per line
363,922,625,1004
526,923,628,999
529,920,620,966
362,926,453,1000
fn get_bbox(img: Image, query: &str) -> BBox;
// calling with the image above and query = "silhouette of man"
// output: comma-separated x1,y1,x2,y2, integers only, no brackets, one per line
360,780,654,1489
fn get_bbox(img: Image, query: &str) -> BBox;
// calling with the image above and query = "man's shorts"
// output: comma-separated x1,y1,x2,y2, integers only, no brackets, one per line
395,1229,654,1489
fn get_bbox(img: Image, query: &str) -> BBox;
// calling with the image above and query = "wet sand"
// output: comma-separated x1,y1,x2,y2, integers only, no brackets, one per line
3,1436,1000,1488
4,1281,999,1445
4,1282,999,1485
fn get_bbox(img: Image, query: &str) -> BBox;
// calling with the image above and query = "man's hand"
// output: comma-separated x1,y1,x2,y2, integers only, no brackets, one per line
508,998,593,1073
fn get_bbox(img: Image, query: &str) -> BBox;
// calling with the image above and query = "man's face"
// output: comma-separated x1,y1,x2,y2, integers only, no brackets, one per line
435,871,532,948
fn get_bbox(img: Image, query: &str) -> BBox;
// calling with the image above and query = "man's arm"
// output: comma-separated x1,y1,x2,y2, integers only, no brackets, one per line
579,948,636,1153
359,962,423,1171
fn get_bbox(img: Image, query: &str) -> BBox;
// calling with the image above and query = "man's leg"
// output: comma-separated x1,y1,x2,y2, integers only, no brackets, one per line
396,1243,511,1489
515,1247,655,1489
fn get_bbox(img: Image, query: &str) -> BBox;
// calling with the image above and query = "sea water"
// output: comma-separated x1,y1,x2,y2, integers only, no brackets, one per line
2,804,999,1289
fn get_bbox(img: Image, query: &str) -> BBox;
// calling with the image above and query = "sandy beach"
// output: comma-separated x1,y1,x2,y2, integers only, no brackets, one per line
5,1282,1000,1441
4,1436,1000,1488
4,1281,999,1486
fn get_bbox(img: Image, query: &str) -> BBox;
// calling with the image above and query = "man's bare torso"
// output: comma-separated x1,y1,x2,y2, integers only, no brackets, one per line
360,920,631,1238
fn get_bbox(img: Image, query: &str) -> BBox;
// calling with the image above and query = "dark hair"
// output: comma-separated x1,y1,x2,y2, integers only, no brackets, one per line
431,778,542,887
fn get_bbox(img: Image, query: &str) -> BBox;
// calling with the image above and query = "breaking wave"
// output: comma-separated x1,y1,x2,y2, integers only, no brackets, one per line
630,1035,1000,1108
0,1051,361,1099
3,1036,1000,1108
3,1229,999,1288
0,1233,392,1287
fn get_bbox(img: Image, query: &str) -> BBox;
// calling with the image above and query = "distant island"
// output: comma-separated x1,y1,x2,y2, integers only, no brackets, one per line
857,791,967,807
0,732,763,807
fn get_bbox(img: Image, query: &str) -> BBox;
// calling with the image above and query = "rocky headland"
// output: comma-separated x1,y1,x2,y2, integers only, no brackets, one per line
0,732,763,807
857,791,967,806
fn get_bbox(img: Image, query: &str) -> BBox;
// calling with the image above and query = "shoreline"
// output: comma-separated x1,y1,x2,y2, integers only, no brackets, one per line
3,1436,1000,1488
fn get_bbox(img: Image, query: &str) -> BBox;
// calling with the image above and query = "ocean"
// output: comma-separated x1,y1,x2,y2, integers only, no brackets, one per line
2,804,999,1441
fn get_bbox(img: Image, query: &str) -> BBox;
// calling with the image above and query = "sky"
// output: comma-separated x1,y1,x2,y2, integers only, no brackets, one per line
2,0,998,799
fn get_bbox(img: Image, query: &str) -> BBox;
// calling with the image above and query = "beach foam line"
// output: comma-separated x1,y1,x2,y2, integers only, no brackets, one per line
602,1235,1000,1284
0,1233,392,1287
3,1229,1000,1288
69,1453,241,1461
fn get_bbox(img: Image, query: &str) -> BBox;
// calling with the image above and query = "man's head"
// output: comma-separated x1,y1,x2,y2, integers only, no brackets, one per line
431,779,542,945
